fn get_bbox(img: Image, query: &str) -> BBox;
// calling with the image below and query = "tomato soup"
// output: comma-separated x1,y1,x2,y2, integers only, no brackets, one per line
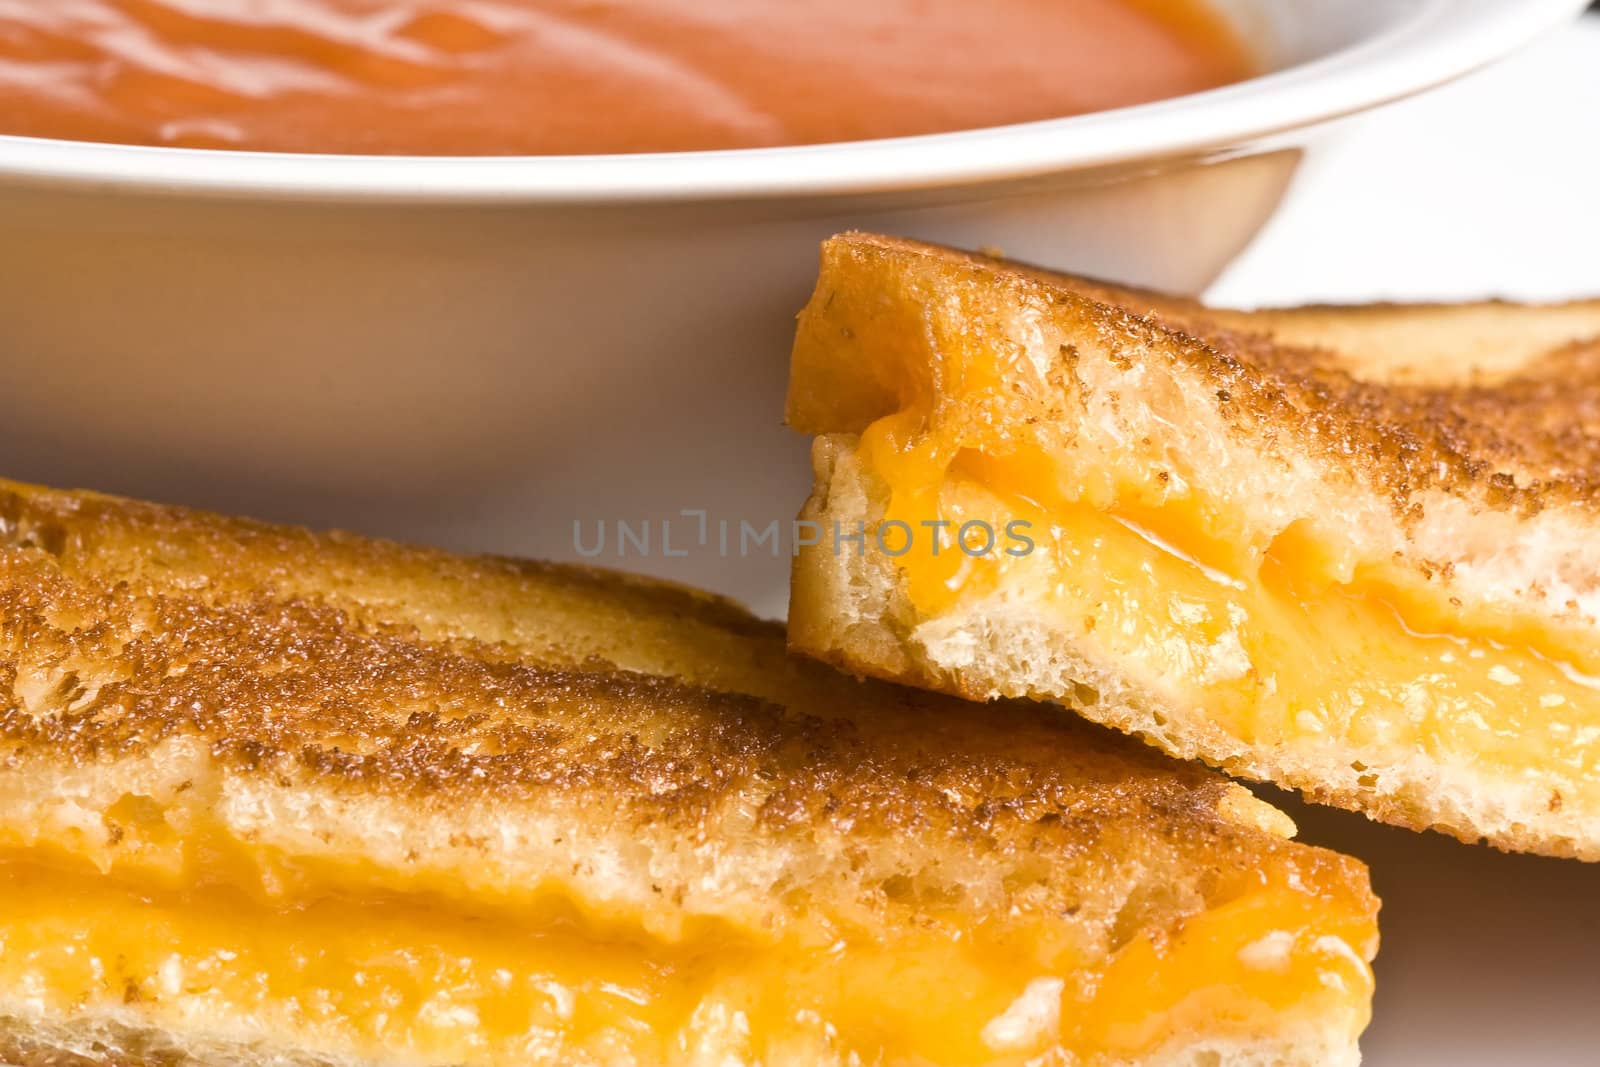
0,1,1253,156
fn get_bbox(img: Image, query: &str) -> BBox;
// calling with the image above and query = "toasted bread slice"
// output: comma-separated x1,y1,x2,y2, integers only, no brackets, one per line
0,479,1376,1066
787,232,1600,861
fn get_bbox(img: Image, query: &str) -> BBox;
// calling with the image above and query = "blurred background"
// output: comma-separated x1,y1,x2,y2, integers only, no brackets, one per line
1210,11,1600,308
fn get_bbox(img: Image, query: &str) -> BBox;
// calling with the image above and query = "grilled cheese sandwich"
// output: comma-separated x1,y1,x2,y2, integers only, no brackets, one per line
788,232,1600,861
0,479,1377,1066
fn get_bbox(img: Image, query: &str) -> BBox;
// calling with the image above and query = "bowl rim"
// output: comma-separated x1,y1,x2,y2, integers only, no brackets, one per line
0,0,1586,204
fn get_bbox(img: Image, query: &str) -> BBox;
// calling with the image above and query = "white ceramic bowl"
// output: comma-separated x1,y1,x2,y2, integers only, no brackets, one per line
0,0,1585,608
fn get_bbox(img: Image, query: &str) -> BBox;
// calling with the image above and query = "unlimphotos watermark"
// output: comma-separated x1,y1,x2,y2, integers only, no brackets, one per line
573,510,1035,560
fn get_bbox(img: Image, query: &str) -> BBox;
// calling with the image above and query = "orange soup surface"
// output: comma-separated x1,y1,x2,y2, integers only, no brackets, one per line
0,1,1253,155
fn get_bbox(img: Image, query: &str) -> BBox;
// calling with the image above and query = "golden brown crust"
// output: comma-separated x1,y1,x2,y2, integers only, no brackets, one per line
784,232,1600,860
788,232,1600,520
0,476,1379,1066
0,477,1361,899
0,478,1174,812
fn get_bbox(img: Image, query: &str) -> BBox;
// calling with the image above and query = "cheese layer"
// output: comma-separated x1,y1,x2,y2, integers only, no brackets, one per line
855,411,1600,816
0,849,1371,1065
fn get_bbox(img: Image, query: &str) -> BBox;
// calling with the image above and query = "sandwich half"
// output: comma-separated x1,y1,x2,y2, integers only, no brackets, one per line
0,478,1376,1066
788,232,1600,861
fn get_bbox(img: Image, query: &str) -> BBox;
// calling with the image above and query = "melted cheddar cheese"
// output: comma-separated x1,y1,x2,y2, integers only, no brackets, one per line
856,406,1600,810
0,849,1371,1065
